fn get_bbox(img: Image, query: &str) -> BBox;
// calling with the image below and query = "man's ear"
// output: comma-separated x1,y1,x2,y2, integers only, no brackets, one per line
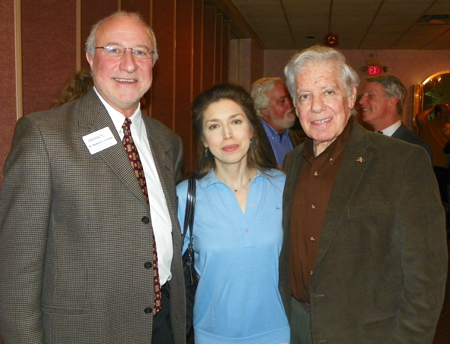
390,97,399,108
86,52,94,69
348,86,357,109
260,108,270,120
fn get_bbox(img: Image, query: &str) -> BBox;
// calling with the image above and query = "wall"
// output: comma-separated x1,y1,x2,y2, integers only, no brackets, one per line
0,0,17,187
229,38,264,92
265,49,450,130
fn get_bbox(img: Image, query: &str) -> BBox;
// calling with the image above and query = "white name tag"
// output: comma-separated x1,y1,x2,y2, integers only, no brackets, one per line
83,127,117,155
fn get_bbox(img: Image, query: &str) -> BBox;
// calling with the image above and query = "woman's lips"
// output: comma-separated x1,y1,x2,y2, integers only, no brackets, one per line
222,144,239,152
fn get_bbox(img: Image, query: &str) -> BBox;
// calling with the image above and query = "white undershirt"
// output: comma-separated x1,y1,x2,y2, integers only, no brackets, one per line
94,88,173,284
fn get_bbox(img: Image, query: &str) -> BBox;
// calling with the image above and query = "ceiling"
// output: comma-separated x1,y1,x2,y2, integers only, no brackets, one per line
219,0,450,50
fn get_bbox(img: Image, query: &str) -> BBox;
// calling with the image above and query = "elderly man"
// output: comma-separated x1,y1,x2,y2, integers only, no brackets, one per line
359,74,432,158
0,12,185,344
280,45,448,344
251,77,301,165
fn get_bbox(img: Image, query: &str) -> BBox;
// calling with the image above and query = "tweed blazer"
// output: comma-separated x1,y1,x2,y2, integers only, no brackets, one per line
280,119,448,344
391,123,433,160
0,89,186,344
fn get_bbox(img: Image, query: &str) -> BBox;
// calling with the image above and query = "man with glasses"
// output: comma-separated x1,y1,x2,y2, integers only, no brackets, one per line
0,11,185,344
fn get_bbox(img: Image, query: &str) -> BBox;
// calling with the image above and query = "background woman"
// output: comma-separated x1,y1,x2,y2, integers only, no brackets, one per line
177,83,290,344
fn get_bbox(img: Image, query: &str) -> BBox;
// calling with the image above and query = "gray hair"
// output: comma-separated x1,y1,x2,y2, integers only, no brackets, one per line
365,75,406,117
251,77,284,118
85,11,159,62
284,45,359,107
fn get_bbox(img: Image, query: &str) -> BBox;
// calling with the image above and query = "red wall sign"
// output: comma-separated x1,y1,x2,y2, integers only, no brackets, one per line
368,66,382,75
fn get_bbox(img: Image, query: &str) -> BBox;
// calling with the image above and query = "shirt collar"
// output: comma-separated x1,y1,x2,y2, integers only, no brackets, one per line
261,119,289,138
198,169,264,189
93,86,143,138
379,120,401,137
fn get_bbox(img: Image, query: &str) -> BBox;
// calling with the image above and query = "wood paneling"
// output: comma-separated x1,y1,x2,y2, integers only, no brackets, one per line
21,0,77,114
149,0,176,129
121,0,150,16
221,19,230,82
175,0,196,174
202,5,217,91
80,0,117,71
0,0,16,187
193,0,204,98
214,13,224,85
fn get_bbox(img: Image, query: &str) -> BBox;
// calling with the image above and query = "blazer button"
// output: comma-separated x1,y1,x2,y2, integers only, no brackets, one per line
144,307,153,314
144,261,152,270
141,216,150,224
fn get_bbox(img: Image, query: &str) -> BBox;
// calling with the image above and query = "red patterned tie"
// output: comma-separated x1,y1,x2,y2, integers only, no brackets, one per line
122,118,162,315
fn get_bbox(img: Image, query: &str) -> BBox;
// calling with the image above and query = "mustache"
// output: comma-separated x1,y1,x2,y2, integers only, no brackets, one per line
285,108,295,117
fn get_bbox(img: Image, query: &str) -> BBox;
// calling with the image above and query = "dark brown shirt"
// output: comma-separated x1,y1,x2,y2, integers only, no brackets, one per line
290,119,353,303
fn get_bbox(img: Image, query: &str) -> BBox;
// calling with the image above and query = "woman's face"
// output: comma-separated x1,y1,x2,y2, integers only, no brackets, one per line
202,99,253,168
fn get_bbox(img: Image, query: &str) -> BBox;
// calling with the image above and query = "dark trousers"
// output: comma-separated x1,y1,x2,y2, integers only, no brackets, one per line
291,297,313,344
152,285,174,344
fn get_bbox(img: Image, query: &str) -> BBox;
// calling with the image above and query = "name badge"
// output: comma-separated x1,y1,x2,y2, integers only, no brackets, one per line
83,127,117,155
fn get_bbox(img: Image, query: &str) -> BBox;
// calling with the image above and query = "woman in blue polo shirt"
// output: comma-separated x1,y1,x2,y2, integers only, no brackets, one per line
177,83,290,344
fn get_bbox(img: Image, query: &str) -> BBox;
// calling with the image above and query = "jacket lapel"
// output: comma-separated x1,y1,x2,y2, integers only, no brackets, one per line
77,90,149,207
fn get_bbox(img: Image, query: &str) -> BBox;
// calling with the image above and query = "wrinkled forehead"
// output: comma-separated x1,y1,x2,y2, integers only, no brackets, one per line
295,60,343,89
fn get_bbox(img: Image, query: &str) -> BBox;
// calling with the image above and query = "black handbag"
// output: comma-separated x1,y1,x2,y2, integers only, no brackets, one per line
182,177,198,335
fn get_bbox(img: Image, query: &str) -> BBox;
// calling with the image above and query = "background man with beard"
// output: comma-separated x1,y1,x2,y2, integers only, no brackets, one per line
251,77,301,166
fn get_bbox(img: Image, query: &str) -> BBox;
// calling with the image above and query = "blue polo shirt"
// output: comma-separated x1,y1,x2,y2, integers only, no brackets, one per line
177,169,289,344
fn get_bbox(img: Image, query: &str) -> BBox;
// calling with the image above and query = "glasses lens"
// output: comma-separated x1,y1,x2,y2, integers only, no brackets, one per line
103,45,122,57
132,48,152,59
100,45,153,59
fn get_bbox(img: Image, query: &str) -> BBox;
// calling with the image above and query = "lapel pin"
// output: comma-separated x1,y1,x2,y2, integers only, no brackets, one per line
356,157,364,163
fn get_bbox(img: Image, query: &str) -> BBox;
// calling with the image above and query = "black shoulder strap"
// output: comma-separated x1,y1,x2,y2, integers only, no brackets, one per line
182,177,196,244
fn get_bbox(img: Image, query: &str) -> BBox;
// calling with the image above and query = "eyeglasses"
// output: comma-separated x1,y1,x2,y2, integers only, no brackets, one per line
95,45,155,60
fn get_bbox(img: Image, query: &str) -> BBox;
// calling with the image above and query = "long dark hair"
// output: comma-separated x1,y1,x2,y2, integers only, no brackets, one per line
191,82,278,179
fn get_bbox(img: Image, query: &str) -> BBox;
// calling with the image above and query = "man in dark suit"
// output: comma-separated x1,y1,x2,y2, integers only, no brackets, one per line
280,45,448,344
359,74,432,159
0,12,185,344
251,77,301,166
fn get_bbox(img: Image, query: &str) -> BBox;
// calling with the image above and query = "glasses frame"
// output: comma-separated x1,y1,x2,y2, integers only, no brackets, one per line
94,45,155,60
